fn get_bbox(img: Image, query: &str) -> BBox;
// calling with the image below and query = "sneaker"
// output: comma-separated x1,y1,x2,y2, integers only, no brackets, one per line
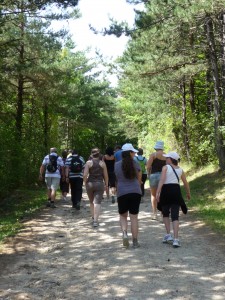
93,221,99,228
50,202,57,208
132,238,140,248
152,213,157,220
173,239,181,248
122,231,129,248
46,200,51,207
162,234,173,244
112,196,115,204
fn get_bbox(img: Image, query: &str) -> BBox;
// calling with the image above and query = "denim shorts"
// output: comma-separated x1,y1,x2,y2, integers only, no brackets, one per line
149,172,161,188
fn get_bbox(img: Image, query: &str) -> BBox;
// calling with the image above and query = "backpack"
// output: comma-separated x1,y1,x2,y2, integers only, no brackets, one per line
70,156,83,173
137,157,146,173
46,154,58,173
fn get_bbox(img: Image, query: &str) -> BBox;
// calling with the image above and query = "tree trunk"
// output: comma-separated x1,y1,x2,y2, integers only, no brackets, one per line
15,17,25,139
189,78,196,113
16,74,24,139
205,16,225,170
220,11,225,104
43,102,49,152
181,78,190,161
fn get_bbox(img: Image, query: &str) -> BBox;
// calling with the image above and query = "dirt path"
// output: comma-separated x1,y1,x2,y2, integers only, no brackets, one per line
0,190,225,300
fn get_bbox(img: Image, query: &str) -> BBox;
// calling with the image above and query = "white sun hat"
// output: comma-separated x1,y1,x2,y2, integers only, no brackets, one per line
163,152,180,161
121,143,138,153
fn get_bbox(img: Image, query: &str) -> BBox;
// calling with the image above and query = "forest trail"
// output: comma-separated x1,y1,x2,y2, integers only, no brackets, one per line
0,189,225,300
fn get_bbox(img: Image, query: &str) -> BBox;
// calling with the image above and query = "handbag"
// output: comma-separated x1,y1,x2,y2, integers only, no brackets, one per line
170,165,188,214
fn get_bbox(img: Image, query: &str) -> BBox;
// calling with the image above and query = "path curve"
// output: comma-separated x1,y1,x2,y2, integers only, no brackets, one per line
0,190,225,300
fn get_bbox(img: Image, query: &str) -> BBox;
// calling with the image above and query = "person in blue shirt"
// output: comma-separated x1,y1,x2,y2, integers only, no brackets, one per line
134,148,147,198
114,145,122,162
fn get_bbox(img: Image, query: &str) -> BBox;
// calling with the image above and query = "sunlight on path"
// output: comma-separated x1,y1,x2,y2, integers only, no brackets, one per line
0,190,225,300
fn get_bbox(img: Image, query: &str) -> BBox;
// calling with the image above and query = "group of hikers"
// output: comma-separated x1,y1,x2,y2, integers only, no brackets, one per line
39,141,191,249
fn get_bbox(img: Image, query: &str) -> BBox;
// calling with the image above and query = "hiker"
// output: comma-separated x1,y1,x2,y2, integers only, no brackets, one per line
156,152,191,248
134,148,147,198
60,150,69,201
103,146,116,203
83,148,108,227
39,147,65,208
147,141,166,220
65,149,85,210
114,143,142,248
114,145,122,162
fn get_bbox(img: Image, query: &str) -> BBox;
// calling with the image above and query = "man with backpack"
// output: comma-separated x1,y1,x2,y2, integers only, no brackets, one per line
134,148,148,198
39,147,65,208
65,149,85,210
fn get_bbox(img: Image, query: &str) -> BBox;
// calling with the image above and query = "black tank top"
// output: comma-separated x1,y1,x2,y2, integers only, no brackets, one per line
151,158,166,173
88,159,104,182
104,159,115,173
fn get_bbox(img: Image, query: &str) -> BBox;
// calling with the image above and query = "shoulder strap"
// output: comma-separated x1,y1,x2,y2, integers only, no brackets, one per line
169,164,179,183
137,156,145,161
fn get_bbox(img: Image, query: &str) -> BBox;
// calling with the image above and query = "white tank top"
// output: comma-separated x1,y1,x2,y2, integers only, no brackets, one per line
164,165,183,184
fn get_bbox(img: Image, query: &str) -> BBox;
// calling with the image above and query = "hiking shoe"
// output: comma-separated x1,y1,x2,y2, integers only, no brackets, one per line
122,231,129,248
163,234,173,244
50,202,57,208
173,239,181,248
93,221,99,228
46,200,51,207
75,203,80,210
132,238,140,248
112,196,115,204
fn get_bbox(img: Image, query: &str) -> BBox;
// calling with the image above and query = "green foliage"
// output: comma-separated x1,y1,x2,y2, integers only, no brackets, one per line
185,164,225,232
115,0,225,168
0,1,125,200
0,187,46,241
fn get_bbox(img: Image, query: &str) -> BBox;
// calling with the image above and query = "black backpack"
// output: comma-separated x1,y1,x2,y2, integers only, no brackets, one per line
46,154,58,173
70,156,83,173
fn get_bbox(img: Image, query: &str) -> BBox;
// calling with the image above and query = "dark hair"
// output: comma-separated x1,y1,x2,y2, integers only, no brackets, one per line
122,151,137,179
91,147,100,158
170,158,179,165
115,145,121,150
138,148,143,155
105,146,114,156
61,150,68,159
72,149,78,155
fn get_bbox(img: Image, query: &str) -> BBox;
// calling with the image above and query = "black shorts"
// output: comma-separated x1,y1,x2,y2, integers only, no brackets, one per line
108,172,116,188
117,193,141,215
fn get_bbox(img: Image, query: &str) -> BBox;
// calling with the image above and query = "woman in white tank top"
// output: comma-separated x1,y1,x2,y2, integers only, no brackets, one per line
156,152,191,248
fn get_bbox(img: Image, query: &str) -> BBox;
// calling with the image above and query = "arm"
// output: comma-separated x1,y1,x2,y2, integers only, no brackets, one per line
83,161,91,185
137,169,142,185
146,154,154,175
65,165,69,182
39,164,45,180
181,171,191,200
156,165,167,202
101,161,109,187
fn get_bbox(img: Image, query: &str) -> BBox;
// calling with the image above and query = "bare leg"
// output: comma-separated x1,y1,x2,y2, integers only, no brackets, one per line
111,187,116,196
129,213,139,239
151,187,157,214
163,217,171,234
120,212,128,232
47,189,51,200
172,220,179,239
51,189,56,201
94,203,101,222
